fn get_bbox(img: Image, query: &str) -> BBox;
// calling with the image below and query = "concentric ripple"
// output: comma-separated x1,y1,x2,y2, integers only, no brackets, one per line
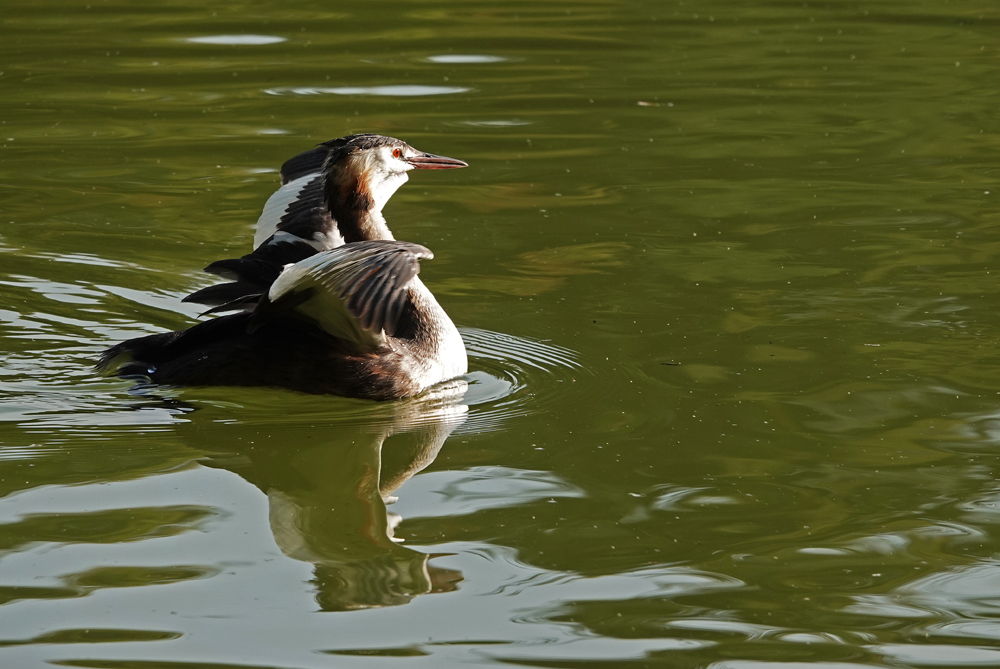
458,327,584,434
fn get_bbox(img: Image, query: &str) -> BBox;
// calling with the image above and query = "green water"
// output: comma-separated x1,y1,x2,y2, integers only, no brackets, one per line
3,0,1000,666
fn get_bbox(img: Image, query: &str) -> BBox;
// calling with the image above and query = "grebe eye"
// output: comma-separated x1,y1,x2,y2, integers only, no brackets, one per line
392,148,402,158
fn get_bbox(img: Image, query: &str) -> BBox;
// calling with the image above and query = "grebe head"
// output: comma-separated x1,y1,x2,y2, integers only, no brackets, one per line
325,134,467,213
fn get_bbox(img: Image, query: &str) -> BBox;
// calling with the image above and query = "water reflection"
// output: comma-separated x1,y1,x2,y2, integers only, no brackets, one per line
198,381,469,611
264,85,472,96
184,35,287,46
425,55,507,64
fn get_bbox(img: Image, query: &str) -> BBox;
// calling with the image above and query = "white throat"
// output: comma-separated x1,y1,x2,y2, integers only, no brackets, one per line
370,171,409,214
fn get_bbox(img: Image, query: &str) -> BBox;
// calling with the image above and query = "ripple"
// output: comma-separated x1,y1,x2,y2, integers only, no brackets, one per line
709,663,879,669
870,643,1000,666
36,252,146,271
0,627,181,647
185,35,286,45
264,85,471,97
0,445,58,461
407,466,585,520
457,119,531,127
66,564,219,588
462,327,581,373
425,54,506,64
458,327,583,434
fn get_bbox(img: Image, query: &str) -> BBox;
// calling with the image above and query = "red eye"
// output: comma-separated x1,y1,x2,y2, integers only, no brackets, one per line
392,148,402,158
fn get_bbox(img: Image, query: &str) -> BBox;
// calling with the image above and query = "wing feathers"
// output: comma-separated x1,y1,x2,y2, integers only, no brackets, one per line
183,237,319,308
254,173,331,250
253,240,432,350
183,282,263,308
200,293,263,316
280,146,329,184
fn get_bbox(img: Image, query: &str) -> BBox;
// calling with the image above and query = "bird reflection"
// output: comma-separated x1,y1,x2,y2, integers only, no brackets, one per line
196,380,469,611
114,324,568,610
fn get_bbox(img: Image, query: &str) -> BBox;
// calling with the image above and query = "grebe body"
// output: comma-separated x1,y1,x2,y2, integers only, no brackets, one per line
99,135,469,400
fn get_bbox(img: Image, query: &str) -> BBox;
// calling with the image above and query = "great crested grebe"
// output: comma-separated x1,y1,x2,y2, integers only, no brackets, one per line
98,134,470,399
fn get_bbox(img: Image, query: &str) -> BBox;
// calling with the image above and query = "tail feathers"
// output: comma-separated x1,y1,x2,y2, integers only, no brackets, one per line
200,293,263,316
97,314,254,378
183,281,263,308
183,238,318,307
204,257,282,283
95,330,182,375
280,145,329,184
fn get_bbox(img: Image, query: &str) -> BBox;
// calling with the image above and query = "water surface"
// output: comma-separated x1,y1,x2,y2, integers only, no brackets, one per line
3,0,1000,666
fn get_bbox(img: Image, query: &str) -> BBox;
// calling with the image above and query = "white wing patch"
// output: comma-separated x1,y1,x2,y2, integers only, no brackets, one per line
264,242,431,351
269,255,385,350
254,173,321,249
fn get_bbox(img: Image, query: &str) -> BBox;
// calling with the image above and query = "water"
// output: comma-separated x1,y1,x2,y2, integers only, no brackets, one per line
3,0,1000,666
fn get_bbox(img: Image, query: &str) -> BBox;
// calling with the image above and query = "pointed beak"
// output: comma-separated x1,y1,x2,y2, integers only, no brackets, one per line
407,152,468,170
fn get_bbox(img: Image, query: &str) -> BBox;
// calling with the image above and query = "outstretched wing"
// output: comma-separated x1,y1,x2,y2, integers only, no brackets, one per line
188,137,378,309
253,138,362,251
249,240,433,352
253,172,342,251
279,145,330,184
